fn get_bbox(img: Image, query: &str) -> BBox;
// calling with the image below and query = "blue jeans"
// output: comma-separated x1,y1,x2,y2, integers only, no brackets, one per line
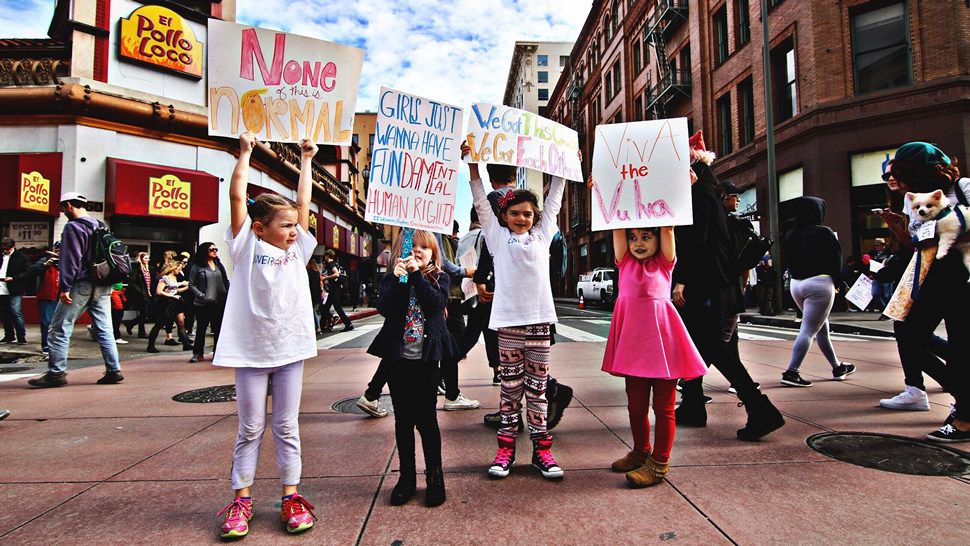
38,299,57,353
0,294,26,341
47,281,120,374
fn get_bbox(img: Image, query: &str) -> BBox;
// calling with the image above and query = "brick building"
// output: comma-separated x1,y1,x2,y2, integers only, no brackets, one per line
548,0,970,291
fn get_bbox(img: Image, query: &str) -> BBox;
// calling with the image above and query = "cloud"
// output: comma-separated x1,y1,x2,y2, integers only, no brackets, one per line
0,0,55,40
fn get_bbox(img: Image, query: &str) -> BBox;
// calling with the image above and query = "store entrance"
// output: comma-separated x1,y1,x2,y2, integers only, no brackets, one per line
109,216,199,268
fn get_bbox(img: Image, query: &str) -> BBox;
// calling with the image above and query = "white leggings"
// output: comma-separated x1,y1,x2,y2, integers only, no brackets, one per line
230,361,304,490
786,276,841,372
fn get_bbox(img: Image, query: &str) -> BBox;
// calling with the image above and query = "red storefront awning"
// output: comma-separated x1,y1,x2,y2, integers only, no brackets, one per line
0,152,62,217
106,158,219,223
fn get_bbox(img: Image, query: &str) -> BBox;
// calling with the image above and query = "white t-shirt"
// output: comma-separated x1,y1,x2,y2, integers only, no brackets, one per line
212,215,318,368
471,176,565,329
903,178,970,236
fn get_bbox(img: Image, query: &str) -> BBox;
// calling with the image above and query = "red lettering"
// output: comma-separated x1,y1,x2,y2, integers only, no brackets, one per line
240,28,285,85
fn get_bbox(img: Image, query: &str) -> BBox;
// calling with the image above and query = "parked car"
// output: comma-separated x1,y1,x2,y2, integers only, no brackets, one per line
576,268,615,307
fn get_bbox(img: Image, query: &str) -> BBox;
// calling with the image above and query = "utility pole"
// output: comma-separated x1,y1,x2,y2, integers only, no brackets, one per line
760,0,783,313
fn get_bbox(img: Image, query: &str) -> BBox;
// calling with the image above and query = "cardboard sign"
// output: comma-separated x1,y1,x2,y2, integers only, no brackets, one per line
148,174,191,218
118,5,203,78
19,171,51,213
365,87,462,234
207,20,364,144
590,118,692,231
465,103,581,181
8,222,49,245
845,274,874,311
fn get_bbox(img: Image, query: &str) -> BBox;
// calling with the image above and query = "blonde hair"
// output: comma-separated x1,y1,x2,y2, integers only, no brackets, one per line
159,260,182,277
389,230,442,273
249,194,297,225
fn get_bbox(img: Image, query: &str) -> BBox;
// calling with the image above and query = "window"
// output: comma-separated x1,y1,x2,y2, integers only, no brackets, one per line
614,111,622,124
771,36,798,123
537,54,548,66
642,36,649,65
605,71,613,100
605,14,613,42
634,96,643,121
680,46,691,76
612,62,621,97
735,0,750,47
352,133,359,146
538,88,549,101
368,134,374,150
560,55,569,67
851,2,911,95
633,42,642,74
716,93,733,156
714,6,729,64
612,2,619,34
538,71,549,83
738,77,755,146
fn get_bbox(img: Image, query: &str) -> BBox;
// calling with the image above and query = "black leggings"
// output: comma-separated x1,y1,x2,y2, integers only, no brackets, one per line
440,300,465,400
387,358,442,474
192,304,224,355
321,290,351,328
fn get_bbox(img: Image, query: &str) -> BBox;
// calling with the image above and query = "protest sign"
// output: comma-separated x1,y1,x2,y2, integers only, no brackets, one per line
465,103,582,181
845,274,875,311
364,87,463,234
207,20,364,145
590,118,692,231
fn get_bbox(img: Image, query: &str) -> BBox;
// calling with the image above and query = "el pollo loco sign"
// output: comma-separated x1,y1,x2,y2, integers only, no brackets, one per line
149,174,191,218
119,5,203,78
20,171,50,212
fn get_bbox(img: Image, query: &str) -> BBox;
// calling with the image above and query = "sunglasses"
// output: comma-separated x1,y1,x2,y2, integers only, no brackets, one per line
208,248,218,253
881,171,893,182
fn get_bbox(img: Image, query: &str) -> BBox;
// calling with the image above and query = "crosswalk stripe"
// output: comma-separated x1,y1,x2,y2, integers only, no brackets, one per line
554,323,608,342
579,319,612,325
0,372,40,382
317,324,381,349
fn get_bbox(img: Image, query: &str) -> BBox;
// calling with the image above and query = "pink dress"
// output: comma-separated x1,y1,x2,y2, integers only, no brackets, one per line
601,251,707,380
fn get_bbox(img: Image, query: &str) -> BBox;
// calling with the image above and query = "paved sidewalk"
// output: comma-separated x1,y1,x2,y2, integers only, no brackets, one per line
0,332,967,544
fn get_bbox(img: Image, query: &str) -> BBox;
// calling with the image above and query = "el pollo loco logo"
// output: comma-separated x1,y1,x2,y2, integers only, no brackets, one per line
119,5,203,78
149,174,191,218
20,171,50,212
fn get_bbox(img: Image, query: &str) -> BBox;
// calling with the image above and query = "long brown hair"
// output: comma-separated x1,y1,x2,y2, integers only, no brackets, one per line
249,193,297,225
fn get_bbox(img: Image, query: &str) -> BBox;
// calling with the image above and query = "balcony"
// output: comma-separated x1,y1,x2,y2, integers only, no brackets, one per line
645,69,692,114
645,0,689,43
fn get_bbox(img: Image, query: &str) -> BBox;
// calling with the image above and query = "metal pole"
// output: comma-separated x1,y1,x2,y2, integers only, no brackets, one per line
760,0,783,313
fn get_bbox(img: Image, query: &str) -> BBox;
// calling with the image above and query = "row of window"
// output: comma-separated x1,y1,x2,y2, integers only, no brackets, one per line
536,54,570,67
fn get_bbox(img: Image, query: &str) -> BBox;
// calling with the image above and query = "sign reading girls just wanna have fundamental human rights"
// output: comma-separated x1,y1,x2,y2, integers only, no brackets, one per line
207,20,364,145
365,87,463,234
465,103,582,181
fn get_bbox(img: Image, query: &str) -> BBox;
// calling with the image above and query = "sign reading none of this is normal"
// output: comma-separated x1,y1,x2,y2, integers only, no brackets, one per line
365,87,462,234
207,20,364,145
149,174,191,218
465,103,582,181
590,118,692,231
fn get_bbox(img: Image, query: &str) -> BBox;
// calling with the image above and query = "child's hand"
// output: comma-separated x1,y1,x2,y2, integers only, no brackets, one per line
403,256,420,272
240,132,257,154
576,149,583,162
586,174,594,190
393,258,408,278
689,167,698,185
476,283,493,303
460,141,471,160
300,139,318,159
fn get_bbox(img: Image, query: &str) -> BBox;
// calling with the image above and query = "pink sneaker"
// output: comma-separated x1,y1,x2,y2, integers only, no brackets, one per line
217,498,253,539
280,493,316,533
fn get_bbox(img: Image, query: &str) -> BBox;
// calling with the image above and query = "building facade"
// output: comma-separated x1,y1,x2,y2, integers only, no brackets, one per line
548,0,970,291
0,0,375,322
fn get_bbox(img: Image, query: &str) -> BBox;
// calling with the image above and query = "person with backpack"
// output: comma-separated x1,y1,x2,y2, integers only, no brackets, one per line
28,192,124,388
320,249,353,332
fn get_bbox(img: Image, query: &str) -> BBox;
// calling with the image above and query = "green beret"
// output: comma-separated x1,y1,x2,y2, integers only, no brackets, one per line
894,141,951,167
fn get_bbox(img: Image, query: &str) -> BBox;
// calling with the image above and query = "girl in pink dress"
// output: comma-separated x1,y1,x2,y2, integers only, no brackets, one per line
602,224,707,488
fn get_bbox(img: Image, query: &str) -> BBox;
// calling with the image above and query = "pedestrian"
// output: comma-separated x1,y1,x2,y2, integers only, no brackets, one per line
27,192,124,387
602,224,707,488
755,257,776,315
12,242,59,354
145,260,191,352
869,238,894,313
779,197,855,387
307,260,324,335
214,133,319,538
368,230,454,507
437,219,480,411
110,282,127,344
320,249,353,332
0,237,30,344
358,282,366,308
123,252,152,338
179,251,196,337
187,242,229,362
463,141,570,480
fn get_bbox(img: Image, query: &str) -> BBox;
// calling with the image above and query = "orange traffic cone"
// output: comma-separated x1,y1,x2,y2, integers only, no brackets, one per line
578,294,585,309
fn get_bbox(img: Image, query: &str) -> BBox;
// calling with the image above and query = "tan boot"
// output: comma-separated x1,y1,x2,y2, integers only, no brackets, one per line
625,456,669,488
610,450,649,472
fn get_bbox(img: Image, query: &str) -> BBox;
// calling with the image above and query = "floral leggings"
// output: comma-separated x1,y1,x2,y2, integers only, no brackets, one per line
497,324,551,440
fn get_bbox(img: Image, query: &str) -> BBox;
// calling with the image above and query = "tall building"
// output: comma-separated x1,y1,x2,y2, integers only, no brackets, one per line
548,0,970,291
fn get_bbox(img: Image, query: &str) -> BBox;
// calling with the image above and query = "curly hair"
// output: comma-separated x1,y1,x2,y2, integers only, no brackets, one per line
890,157,962,193
498,189,541,228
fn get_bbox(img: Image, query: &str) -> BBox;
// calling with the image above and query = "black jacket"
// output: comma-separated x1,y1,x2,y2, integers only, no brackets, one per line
188,261,230,306
2,249,32,296
782,197,842,282
367,270,458,363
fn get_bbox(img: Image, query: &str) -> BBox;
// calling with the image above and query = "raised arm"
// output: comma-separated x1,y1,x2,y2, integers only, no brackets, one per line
612,229,628,264
461,141,496,231
230,133,256,237
540,176,566,238
296,139,318,231
660,226,675,263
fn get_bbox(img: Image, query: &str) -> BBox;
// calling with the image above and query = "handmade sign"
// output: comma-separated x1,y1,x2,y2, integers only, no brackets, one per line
365,87,462,234
465,103,582,181
207,20,364,144
590,118,692,231
845,274,874,311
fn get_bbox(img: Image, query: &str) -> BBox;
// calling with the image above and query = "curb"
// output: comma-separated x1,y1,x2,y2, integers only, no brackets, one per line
347,309,379,322
739,314,894,338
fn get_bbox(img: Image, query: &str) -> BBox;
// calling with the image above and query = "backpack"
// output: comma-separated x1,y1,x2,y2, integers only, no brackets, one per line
328,261,346,288
78,219,132,285
728,215,774,272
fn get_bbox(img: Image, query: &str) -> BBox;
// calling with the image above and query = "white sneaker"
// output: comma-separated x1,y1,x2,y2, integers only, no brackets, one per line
355,395,388,418
443,394,480,411
115,338,129,345
879,386,930,411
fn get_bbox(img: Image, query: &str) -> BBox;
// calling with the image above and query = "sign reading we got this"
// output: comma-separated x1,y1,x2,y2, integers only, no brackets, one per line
149,174,191,218
20,171,50,213
118,5,203,78
465,103,582,181
207,20,364,145
365,87,463,235
590,118,693,231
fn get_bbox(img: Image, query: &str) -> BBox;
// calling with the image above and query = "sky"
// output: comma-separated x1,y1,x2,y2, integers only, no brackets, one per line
0,0,593,233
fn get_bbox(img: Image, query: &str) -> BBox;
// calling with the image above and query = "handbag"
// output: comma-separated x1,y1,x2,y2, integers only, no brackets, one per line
737,235,774,271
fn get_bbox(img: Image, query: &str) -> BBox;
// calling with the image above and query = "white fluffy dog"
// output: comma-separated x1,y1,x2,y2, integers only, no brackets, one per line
907,190,970,276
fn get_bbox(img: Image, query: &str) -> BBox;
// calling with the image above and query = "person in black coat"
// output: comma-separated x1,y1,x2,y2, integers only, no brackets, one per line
0,238,31,343
187,242,230,362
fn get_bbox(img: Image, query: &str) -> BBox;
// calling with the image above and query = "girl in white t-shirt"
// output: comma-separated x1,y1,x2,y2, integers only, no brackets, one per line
460,142,572,481
215,133,319,539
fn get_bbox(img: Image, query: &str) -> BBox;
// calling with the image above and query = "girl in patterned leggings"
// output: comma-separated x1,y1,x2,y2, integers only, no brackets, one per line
462,142,571,480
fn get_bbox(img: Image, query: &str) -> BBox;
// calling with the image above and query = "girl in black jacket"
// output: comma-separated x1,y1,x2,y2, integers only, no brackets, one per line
367,230,457,508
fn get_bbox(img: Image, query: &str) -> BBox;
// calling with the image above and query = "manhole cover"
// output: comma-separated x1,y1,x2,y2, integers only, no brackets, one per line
332,395,394,415
173,385,237,403
0,366,32,374
807,432,970,476
0,353,35,364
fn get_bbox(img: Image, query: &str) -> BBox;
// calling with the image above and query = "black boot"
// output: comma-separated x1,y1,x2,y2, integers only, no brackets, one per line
736,393,785,441
146,343,159,353
675,399,707,427
424,467,446,507
390,469,416,506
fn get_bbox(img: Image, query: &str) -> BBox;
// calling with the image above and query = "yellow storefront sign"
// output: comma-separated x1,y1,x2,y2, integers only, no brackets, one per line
20,171,50,212
149,174,191,218
332,225,340,249
119,5,203,78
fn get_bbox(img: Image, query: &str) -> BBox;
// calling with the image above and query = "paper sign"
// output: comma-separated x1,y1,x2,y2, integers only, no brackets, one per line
590,118,693,231
207,20,364,144
8,222,48,245
465,103,582,181
845,274,874,311
916,221,936,242
869,259,884,273
365,87,462,234
459,248,478,301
